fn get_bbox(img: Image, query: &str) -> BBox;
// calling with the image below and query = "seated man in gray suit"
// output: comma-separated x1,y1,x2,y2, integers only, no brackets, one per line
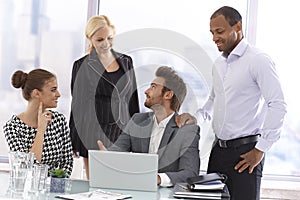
98,66,200,187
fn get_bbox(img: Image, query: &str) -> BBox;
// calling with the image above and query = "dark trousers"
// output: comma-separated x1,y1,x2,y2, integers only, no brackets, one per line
207,142,264,200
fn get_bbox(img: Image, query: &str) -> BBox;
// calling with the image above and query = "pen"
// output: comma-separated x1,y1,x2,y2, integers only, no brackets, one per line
178,184,189,190
87,192,93,198
54,196,73,200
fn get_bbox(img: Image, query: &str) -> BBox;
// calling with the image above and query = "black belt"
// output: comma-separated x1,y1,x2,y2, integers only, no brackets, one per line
217,134,260,148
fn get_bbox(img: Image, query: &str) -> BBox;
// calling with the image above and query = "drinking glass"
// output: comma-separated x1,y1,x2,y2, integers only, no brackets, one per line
9,151,34,193
31,164,49,192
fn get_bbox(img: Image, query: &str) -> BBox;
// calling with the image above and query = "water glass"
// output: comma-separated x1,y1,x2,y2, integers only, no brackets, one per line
31,164,49,192
9,151,34,193
12,164,28,193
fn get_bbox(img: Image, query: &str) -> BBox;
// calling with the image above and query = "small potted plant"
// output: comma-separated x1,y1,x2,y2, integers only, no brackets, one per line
49,168,67,193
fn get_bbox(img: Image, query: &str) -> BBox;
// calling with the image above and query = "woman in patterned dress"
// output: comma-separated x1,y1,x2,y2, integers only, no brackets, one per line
3,69,73,177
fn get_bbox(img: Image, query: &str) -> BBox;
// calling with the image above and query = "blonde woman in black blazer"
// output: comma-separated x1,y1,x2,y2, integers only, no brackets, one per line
69,15,139,179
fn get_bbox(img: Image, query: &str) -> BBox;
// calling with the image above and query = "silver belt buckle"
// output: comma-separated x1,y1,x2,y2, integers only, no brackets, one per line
218,139,228,148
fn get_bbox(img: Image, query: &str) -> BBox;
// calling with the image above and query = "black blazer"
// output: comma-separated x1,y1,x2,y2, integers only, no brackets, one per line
69,49,140,155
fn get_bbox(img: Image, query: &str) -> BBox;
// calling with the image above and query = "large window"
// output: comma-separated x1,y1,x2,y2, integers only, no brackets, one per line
256,0,300,176
0,0,89,156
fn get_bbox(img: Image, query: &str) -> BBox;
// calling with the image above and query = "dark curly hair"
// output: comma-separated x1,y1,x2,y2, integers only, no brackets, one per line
211,6,242,26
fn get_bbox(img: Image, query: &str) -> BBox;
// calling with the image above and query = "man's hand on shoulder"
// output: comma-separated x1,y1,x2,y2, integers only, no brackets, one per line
175,113,197,128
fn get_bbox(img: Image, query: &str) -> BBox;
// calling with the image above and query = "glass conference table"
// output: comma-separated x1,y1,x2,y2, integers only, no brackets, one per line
0,171,176,200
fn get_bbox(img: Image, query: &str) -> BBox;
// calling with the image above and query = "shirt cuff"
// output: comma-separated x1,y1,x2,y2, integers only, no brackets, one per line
158,173,173,187
255,137,273,152
195,108,211,124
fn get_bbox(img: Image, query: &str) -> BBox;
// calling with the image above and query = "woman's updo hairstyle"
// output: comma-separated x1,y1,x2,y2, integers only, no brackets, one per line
11,69,55,101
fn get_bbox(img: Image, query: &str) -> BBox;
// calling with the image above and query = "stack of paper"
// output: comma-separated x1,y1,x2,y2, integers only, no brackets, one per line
55,189,132,200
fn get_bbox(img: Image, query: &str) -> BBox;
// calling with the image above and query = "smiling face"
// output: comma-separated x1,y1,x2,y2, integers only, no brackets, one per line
38,77,60,108
210,14,242,55
90,25,114,55
144,77,166,109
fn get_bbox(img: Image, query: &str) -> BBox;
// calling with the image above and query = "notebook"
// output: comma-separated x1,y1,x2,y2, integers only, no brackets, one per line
173,183,230,199
88,150,158,192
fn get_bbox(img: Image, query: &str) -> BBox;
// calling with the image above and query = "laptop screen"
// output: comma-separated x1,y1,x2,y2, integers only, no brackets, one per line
89,150,158,192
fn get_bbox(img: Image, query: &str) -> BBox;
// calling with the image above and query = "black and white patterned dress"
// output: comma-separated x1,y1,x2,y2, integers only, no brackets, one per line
3,111,73,177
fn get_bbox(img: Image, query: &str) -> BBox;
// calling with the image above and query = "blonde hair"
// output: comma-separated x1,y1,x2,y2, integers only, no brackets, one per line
85,15,115,53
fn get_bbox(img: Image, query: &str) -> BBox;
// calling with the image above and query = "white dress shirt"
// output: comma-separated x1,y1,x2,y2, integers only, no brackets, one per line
149,113,174,187
200,38,287,152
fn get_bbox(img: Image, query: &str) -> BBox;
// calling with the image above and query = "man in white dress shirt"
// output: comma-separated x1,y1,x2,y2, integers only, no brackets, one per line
198,6,287,200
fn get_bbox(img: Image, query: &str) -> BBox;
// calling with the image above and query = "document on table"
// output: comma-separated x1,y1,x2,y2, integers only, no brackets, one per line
55,189,132,200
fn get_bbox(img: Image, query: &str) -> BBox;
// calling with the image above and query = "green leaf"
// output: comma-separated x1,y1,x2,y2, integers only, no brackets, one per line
49,168,67,178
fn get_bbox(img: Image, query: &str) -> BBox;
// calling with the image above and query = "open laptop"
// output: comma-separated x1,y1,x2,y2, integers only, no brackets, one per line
88,150,158,192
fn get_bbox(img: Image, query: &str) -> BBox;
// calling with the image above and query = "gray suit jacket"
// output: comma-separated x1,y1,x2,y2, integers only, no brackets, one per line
109,112,200,184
